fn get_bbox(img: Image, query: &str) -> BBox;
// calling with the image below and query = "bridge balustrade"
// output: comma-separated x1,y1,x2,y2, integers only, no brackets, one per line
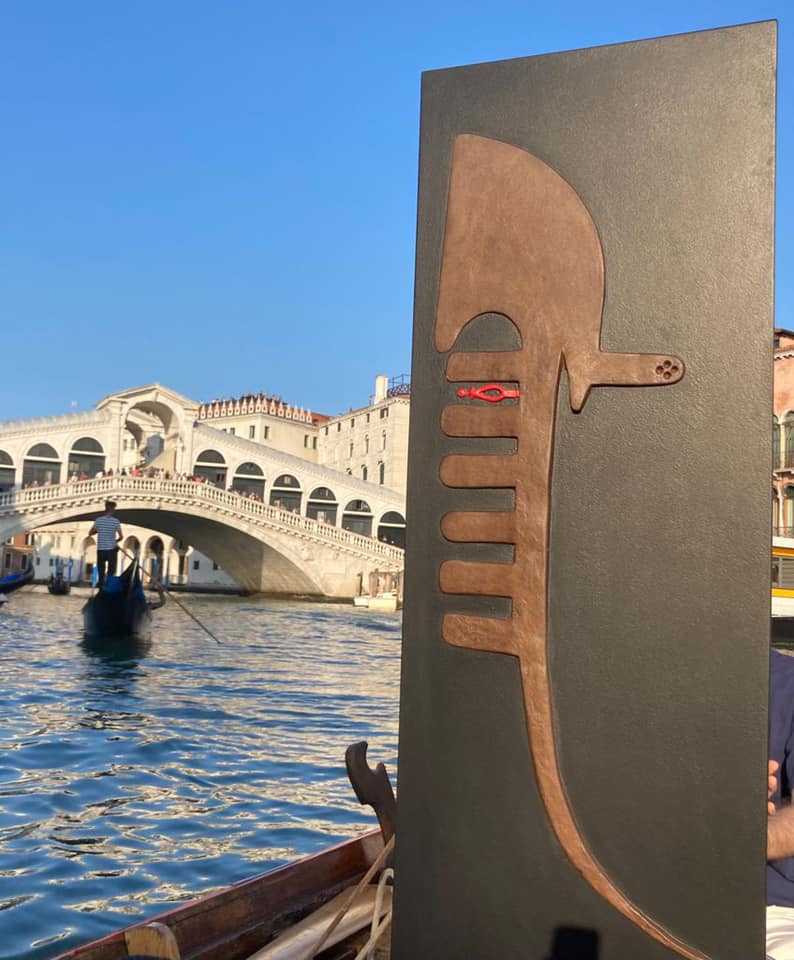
0,475,404,566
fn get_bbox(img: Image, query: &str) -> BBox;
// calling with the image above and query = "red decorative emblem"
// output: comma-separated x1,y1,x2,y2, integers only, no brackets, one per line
456,384,520,402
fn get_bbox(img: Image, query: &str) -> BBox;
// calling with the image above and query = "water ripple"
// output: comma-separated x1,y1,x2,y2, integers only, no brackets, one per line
0,593,400,960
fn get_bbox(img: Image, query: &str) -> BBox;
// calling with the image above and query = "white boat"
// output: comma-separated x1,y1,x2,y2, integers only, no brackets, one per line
368,592,400,612
353,592,400,611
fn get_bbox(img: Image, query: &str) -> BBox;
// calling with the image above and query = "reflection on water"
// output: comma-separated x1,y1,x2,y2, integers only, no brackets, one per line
0,592,400,960
80,633,153,663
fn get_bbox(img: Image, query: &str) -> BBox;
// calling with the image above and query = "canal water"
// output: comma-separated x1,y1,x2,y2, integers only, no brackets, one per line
0,592,401,960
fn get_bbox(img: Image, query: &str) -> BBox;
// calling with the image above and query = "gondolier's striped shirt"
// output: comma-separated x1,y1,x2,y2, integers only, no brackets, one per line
94,516,121,551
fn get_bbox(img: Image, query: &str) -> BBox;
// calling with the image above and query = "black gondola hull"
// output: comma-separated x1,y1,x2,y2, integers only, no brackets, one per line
82,558,151,638
0,567,35,595
82,594,151,637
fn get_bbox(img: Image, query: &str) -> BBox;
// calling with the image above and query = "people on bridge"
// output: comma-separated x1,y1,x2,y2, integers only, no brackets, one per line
89,500,123,587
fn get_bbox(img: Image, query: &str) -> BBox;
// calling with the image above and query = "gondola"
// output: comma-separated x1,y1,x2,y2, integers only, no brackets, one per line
48,558,72,595
82,554,152,637
48,575,71,595
0,565,34,595
52,829,390,960
51,742,395,960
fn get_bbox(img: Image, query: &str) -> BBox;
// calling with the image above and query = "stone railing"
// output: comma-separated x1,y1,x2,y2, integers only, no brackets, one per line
0,476,405,567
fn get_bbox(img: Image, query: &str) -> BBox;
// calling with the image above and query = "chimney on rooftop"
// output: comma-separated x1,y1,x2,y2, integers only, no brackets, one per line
374,375,388,403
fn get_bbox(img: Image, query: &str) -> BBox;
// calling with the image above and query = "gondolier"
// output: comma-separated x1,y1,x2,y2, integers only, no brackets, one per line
89,501,123,587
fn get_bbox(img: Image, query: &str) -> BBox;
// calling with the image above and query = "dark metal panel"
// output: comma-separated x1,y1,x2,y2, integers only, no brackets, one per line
395,22,776,960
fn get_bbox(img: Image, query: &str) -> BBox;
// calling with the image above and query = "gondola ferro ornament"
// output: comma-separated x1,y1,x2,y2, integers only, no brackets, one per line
436,134,700,959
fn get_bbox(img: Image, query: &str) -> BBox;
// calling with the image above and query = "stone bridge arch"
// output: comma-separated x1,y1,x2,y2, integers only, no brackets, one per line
0,477,403,597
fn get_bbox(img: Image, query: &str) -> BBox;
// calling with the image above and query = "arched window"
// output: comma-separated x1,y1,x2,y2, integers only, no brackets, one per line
124,535,141,555
232,461,265,499
0,449,14,492
774,489,781,534
377,511,406,549
81,535,97,583
362,465,368,482
378,461,385,485
68,437,105,478
72,437,103,452
342,499,373,537
785,414,794,469
196,449,225,463
193,449,227,486
270,474,302,512
27,443,58,458
774,417,782,471
307,486,338,524
23,443,61,487
145,536,165,583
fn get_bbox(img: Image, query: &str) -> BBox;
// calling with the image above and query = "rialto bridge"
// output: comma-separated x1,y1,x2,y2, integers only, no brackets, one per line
0,384,406,597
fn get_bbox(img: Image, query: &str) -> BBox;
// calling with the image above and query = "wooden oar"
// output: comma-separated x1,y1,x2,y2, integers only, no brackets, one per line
120,548,222,644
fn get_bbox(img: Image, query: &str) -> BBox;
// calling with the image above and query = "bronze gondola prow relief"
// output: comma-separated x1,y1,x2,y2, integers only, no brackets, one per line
436,135,700,959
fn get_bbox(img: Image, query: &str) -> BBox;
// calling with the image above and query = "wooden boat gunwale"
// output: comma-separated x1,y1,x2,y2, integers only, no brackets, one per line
51,829,384,960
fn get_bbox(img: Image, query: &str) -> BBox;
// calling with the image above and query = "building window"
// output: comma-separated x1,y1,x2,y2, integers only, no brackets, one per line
364,435,369,454
193,560,200,570
270,474,302,512
362,466,368,481
349,442,354,458
307,486,338,524
23,442,61,486
229,428,235,436
381,432,387,450
324,426,329,435
193,449,227,486
379,461,385,485
231,461,265,498
775,417,782,470
264,426,270,440
351,418,355,429
249,426,255,439
380,407,388,419
304,435,310,448
312,437,317,450
366,413,370,423
786,414,794,468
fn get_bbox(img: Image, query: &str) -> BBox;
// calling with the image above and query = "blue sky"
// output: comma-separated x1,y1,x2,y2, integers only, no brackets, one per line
0,1,789,420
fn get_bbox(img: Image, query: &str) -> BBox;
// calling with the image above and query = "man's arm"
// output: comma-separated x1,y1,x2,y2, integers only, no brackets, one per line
769,803,794,860
116,524,123,543
88,524,96,537
768,759,794,860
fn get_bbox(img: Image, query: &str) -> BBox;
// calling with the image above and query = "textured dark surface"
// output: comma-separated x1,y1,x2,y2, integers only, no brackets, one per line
395,22,776,960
